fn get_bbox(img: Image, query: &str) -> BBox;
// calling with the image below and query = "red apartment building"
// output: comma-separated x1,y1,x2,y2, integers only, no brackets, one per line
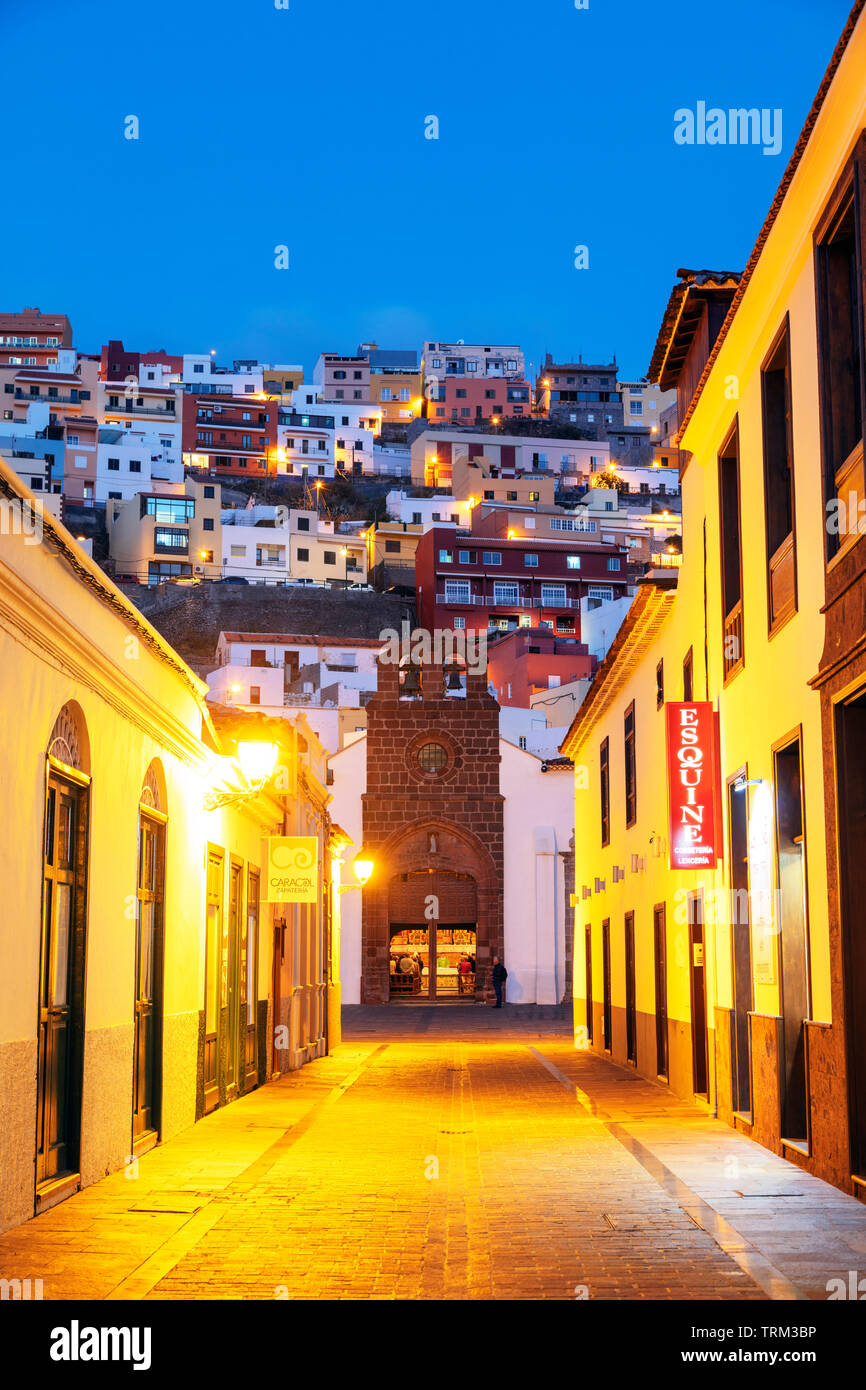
0,309,72,368
415,524,628,638
487,626,597,706
100,339,183,381
182,393,278,476
426,378,531,424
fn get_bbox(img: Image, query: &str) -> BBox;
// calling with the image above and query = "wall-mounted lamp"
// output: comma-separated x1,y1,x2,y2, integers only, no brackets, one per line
732,776,764,792
204,740,280,811
339,851,375,892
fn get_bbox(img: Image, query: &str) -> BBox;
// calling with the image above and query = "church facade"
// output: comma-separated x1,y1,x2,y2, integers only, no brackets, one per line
329,653,574,1006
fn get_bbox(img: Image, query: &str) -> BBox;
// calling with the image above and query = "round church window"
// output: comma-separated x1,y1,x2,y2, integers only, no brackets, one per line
417,741,448,774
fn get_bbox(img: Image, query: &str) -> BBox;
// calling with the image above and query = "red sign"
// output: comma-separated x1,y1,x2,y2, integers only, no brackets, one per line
665,702,722,869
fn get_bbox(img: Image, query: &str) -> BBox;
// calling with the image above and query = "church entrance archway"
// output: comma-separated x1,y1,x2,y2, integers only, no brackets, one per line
388,869,477,1000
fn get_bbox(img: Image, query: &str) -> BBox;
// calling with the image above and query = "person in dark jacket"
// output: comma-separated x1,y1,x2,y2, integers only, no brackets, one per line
492,956,508,1008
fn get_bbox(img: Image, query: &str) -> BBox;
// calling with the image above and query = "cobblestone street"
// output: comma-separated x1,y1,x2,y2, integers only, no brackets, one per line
3,1008,866,1301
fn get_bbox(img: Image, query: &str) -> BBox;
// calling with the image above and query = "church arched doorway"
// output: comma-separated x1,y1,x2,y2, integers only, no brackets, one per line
388,868,477,1000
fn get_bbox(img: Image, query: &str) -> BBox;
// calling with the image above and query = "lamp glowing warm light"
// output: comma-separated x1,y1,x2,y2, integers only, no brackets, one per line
237,741,279,785
353,855,374,886
543,378,550,387
200,550,209,559
491,415,500,425
507,529,517,539
230,682,241,694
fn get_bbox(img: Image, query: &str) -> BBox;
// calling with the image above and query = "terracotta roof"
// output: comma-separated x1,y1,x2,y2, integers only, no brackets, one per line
220,631,386,647
676,0,866,437
647,270,742,390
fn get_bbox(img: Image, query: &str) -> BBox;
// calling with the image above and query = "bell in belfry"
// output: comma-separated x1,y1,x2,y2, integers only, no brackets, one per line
400,660,422,696
446,665,463,690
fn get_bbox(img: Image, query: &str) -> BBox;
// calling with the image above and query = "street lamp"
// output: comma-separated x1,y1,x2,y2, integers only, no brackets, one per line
204,740,280,811
339,851,375,892
341,546,349,589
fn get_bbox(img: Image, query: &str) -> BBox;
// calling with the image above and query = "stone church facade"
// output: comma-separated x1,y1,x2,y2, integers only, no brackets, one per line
360,656,504,1004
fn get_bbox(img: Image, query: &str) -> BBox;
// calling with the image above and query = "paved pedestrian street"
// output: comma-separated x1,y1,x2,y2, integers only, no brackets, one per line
3,1008,866,1302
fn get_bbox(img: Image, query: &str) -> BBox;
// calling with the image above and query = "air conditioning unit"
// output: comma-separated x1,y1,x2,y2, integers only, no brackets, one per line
631,853,646,873
594,876,606,894
582,885,592,900
611,865,625,883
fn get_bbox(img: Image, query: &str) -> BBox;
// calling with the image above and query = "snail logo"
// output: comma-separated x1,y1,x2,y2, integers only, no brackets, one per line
264,836,319,904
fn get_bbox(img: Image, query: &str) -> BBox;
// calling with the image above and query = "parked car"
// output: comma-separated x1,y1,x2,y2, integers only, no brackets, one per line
222,576,249,585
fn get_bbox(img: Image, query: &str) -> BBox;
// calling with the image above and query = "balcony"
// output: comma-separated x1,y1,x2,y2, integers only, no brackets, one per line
16,389,81,405
105,402,176,417
436,591,580,610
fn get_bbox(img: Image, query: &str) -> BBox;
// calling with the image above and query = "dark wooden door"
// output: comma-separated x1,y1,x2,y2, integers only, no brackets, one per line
584,925,593,1044
203,850,222,1112
244,870,259,1084
688,892,709,1096
653,904,668,1079
37,776,87,1186
728,780,753,1113
271,919,283,1076
601,919,612,1052
836,694,866,1177
624,912,637,1063
133,814,164,1139
775,738,809,1143
226,863,243,1096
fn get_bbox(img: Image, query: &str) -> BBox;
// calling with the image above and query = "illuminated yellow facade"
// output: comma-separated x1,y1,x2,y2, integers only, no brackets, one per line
563,5,866,1194
0,461,345,1232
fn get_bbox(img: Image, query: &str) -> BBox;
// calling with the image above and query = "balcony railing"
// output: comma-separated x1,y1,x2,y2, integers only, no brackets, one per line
16,390,81,405
104,402,176,417
437,591,580,609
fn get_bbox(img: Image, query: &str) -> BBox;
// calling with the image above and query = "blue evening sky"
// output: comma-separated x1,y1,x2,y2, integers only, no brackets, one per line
1,0,852,378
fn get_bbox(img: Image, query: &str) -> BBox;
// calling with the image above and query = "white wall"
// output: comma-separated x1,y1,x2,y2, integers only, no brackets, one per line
500,742,574,1005
327,736,367,1002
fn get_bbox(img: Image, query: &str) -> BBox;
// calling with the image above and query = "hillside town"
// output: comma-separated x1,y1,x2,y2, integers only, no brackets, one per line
3,0,866,1339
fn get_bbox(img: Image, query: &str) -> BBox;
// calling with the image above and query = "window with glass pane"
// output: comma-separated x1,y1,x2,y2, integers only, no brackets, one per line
541,584,566,605
493,582,519,604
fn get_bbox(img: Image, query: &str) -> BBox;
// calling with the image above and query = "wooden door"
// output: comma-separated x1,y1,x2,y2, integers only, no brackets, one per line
133,813,164,1139
37,776,87,1186
226,862,243,1096
584,925,593,1044
653,904,668,1079
203,850,222,1112
624,912,637,1063
244,870,259,1085
601,919,612,1052
688,892,709,1097
836,693,866,1177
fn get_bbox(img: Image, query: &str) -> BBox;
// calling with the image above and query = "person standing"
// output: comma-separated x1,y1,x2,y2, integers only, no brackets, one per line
492,956,508,1008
